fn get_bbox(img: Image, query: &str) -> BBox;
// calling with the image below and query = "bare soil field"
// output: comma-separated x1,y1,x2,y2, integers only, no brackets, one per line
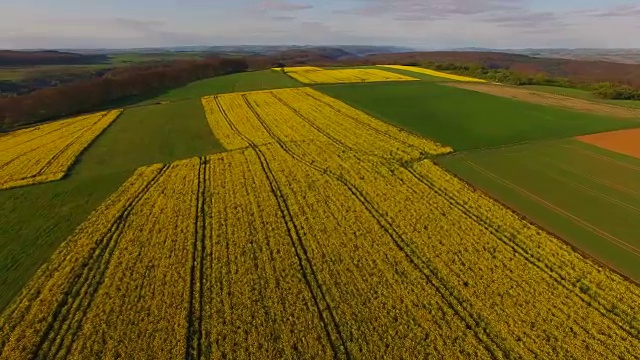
446,83,640,119
578,128,640,159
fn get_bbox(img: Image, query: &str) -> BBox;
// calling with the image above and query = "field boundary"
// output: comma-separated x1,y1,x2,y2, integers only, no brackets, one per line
435,158,640,286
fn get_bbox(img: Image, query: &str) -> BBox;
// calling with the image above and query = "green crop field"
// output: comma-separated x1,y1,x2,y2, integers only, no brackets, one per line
317,81,639,151
524,85,640,110
438,139,640,281
139,70,303,104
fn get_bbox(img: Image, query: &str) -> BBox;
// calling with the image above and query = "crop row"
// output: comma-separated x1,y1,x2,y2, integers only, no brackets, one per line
201,87,451,158
0,110,123,190
200,88,640,358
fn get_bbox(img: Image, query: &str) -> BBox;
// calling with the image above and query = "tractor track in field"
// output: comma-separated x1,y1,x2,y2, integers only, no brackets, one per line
20,165,168,360
240,95,513,360
215,96,351,359
185,158,207,360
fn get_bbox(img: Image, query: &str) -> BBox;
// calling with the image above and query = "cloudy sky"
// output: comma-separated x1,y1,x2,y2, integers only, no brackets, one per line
1,0,639,49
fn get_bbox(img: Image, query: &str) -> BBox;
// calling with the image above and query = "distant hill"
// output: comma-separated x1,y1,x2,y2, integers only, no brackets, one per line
361,51,640,88
509,49,640,65
62,45,414,57
0,50,108,66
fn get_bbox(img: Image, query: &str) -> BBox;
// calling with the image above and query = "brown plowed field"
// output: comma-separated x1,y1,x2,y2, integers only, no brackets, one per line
577,128,640,159
446,83,640,119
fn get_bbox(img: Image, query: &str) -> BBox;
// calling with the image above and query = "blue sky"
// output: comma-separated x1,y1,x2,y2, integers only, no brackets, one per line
1,0,639,49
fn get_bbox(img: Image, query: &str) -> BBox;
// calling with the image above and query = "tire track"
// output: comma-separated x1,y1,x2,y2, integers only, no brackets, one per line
237,95,511,359
527,153,640,198
462,160,640,259
266,93,364,156
0,123,90,173
185,158,207,360
299,89,430,155
561,144,640,171
214,96,350,359
29,166,168,360
36,112,111,177
0,116,90,153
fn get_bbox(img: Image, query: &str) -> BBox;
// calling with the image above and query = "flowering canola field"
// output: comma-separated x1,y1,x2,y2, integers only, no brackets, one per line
1,88,639,359
380,64,487,82
0,110,122,190
287,68,418,84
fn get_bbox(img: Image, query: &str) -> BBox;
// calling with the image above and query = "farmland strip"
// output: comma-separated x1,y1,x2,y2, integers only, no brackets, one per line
463,159,640,258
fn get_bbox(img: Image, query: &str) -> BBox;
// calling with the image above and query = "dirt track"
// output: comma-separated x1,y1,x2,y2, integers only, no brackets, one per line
577,128,640,159
446,83,640,119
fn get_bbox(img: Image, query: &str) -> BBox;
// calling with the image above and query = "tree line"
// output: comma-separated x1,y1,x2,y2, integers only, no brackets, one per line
0,57,248,131
405,62,640,100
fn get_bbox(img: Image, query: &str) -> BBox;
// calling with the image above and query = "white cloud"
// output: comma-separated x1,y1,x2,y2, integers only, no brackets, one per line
0,1,638,49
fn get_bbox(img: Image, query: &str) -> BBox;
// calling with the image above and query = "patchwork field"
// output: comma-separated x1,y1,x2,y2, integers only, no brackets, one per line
2,66,640,359
2,87,640,358
318,81,640,150
439,139,640,280
0,110,122,189
285,68,418,84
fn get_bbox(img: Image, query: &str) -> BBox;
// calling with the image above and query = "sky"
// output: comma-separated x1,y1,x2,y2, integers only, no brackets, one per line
1,0,639,49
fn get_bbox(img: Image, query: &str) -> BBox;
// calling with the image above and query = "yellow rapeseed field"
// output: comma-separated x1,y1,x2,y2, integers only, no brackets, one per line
202,87,450,158
1,88,639,358
380,64,487,82
0,110,122,190
286,68,418,84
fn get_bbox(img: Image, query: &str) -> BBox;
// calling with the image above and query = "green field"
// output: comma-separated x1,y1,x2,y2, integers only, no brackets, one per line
318,81,639,151
139,70,303,104
0,70,304,311
524,85,640,110
438,139,640,281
